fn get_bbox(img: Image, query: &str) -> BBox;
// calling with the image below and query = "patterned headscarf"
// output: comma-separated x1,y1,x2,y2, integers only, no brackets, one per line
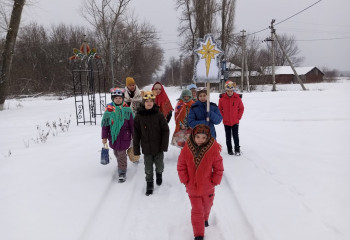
152,82,173,118
187,124,214,168
101,102,133,144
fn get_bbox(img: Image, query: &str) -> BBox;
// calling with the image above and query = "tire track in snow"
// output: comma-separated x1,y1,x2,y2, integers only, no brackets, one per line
78,163,142,240
78,153,186,240
214,173,259,240
242,151,343,236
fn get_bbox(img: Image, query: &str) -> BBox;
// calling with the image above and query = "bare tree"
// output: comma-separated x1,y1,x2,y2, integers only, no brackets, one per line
111,11,163,86
8,23,93,95
220,0,235,54
0,0,12,34
0,0,26,110
81,0,131,86
267,34,304,66
175,0,222,86
230,35,264,71
175,0,196,54
176,0,220,52
322,66,339,79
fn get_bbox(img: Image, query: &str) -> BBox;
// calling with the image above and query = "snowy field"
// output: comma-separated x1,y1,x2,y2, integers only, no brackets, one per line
1,80,350,240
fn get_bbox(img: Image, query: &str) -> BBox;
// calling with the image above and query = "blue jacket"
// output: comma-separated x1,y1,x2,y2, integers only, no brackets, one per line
188,101,222,138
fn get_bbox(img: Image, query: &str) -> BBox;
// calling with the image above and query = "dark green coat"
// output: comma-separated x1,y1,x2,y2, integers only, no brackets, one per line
133,105,170,155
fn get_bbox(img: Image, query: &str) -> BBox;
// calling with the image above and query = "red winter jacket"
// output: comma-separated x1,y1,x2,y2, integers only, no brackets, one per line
177,141,224,196
218,92,244,126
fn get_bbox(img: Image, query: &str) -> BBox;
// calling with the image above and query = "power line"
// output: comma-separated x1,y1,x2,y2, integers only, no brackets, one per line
295,36,350,41
275,0,323,26
245,0,323,36
277,27,350,35
286,20,350,28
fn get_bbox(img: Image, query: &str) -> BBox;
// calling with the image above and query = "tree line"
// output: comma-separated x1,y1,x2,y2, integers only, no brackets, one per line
161,0,305,86
0,0,340,109
3,21,162,96
0,0,163,108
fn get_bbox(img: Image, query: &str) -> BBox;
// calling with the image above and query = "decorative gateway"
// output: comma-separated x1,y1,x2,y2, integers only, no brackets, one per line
193,34,223,83
69,41,107,126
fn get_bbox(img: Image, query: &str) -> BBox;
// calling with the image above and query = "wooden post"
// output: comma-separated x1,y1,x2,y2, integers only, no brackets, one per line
270,20,277,91
240,30,246,92
206,82,210,124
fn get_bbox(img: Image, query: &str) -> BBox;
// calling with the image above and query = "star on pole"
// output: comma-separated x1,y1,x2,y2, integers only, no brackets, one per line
196,39,221,77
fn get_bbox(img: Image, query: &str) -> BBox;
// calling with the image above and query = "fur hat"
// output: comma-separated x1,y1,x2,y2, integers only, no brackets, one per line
126,77,135,86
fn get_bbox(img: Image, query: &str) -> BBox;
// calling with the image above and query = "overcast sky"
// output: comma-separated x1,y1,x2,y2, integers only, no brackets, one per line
24,0,350,71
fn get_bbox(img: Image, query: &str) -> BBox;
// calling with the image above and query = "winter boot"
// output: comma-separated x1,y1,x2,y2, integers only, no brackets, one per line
194,237,204,240
205,220,209,227
118,173,126,183
227,147,233,155
145,181,154,196
234,146,241,156
156,172,162,186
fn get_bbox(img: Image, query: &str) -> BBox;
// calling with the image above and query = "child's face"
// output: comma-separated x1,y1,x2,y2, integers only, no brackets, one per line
144,99,154,109
113,96,123,105
226,90,234,96
183,96,190,101
127,84,136,91
198,93,207,102
191,89,197,98
194,133,208,146
153,84,162,96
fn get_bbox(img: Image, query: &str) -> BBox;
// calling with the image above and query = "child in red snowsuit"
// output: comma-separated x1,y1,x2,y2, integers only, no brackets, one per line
218,80,244,155
177,124,224,240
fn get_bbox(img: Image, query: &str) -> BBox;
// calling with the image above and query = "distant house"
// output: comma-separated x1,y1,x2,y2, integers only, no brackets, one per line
261,66,324,84
228,66,324,85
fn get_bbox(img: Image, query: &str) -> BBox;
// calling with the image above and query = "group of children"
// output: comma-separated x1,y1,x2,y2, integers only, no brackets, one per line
101,77,244,240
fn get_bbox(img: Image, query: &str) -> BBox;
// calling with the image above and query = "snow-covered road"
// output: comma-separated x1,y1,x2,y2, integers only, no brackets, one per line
1,81,350,240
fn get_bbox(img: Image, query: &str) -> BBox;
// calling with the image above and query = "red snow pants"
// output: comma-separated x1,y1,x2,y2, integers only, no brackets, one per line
188,190,215,237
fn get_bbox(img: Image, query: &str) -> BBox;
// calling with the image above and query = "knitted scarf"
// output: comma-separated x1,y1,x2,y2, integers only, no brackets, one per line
187,133,215,169
152,82,173,118
101,102,134,144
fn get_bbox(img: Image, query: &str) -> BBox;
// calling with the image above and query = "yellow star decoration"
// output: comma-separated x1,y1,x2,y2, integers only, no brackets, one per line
196,39,221,77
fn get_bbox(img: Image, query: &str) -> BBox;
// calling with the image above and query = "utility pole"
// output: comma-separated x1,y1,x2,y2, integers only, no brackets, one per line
240,30,246,92
274,32,307,90
179,54,183,89
270,19,276,91
244,46,250,92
